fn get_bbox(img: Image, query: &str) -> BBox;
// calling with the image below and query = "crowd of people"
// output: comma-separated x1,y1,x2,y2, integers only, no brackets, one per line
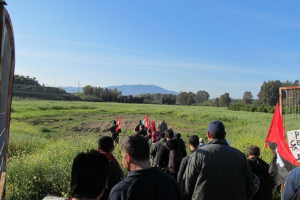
43,119,299,200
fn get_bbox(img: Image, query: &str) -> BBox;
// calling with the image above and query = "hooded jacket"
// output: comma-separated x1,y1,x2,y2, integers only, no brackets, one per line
156,139,179,172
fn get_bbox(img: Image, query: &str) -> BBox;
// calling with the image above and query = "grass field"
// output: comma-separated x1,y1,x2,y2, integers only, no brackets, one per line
7,100,278,199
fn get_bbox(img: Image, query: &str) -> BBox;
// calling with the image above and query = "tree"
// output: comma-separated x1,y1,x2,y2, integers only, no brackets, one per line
257,80,282,106
214,98,219,107
177,91,195,105
219,93,231,107
242,91,253,105
195,90,210,104
83,85,93,95
187,92,196,105
177,92,188,105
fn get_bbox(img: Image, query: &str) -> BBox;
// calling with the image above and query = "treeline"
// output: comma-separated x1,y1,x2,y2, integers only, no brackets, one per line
81,80,300,113
13,75,300,113
14,75,41,86
82,85,176,104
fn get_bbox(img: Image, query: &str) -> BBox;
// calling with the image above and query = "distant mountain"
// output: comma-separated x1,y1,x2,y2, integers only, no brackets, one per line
58,84,178,96
58,86,83,93
107,84,179,96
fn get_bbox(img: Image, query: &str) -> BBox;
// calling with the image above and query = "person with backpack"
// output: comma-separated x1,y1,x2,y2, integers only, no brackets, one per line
156,129,183,179
176,133,187,157
248,145,274,200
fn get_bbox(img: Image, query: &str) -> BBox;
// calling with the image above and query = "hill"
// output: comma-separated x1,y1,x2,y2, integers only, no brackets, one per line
58,85,178,96
107,84,179,95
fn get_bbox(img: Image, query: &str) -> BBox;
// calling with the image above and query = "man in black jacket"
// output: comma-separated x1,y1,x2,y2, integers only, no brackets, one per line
137,124,147,137
176,133,187,158
177,135,199,182
98,136,124,200
156,129,183,179
134,119,142,132
248,145,275,200
104,120,121,144
109,134,181,200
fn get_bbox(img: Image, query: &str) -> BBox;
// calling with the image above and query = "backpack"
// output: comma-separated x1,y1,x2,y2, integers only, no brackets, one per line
163,143,183,175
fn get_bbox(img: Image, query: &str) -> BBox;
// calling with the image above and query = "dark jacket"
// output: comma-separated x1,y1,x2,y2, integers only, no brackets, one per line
137,129,147,137
181,139,255,200
134,123,142,132
177,150,196,182
156,139,180,172
248,157,275,200
101,161,124,200
150,138,166,166
106,124,121,135
177,138,187,157
109,167,181,200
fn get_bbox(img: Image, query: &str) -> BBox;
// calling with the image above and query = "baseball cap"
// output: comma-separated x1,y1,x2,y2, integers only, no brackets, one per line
206,120,225,134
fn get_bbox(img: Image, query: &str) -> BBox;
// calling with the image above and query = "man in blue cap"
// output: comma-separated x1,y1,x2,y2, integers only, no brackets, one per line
181,120,255,200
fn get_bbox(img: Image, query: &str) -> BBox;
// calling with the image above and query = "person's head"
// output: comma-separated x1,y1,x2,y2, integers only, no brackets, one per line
121,134,150,171
165,129,174,140
98,136,114,152
139,124,144,130
162,119,165,123
139,119,142,124
248,145,260,157
176,133,181,139
112,120,116,125
188,135,199,150
206,120,226,139
71,150,109,200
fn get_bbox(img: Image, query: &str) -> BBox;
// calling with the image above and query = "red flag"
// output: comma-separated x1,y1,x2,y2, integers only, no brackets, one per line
265,103,299,186
151,121,157,142
116,115,121,133
144,114,149,129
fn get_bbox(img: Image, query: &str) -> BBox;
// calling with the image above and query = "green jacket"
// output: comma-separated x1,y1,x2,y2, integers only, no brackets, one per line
181,139,255,200
150,138,166,166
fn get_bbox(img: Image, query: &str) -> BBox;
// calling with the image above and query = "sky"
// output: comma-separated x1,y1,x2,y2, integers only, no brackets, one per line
5,1,300,99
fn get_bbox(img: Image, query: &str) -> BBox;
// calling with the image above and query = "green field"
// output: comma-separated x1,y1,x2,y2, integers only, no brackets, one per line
7,100,278,199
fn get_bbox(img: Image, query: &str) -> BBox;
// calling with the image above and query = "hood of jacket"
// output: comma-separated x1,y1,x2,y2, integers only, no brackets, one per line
248,156,269,172
165,139,179,149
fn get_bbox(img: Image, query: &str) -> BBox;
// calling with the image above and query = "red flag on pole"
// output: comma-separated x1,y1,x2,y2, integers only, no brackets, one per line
116,115,121,133
151,121,157,142
265,103,299,186
144,114,149,130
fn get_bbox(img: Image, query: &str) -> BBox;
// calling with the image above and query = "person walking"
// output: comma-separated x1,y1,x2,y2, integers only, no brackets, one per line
247,145,274,200
177,135,199,182
181,120,255,200
109,134,181,200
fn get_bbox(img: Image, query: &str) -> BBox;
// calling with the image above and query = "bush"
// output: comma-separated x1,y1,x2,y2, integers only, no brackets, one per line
7,138,96,200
